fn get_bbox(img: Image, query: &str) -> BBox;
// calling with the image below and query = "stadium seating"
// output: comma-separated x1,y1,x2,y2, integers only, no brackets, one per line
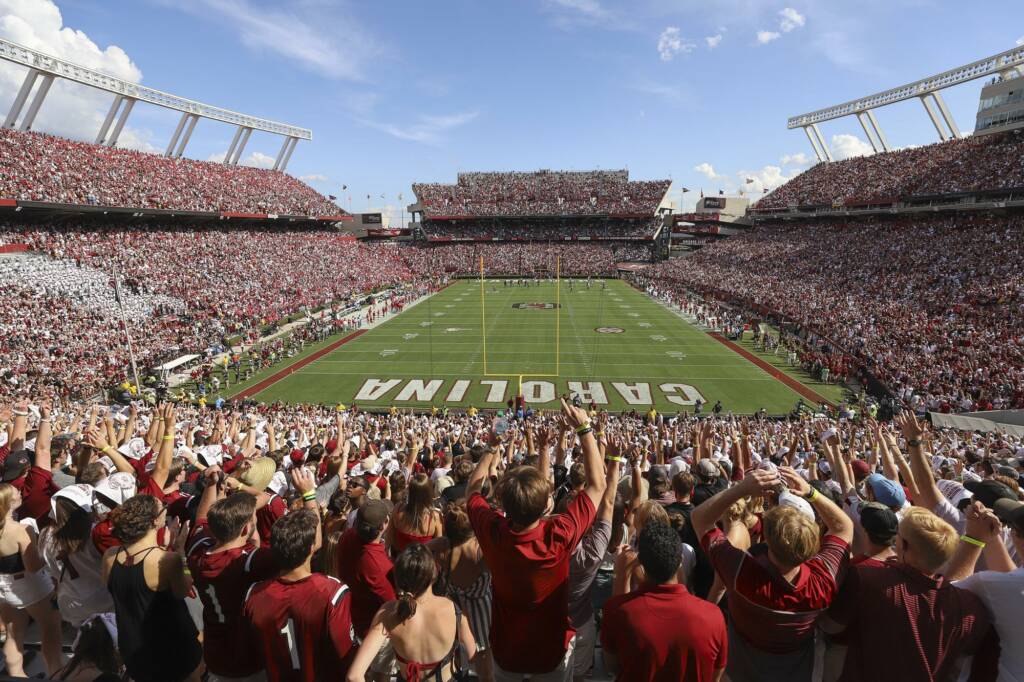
755,131,1024,209
645,215,1024,411
414,170,671,217
0,128,339,215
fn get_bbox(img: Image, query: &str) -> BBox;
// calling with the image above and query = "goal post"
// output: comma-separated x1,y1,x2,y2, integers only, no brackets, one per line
478,255,561,381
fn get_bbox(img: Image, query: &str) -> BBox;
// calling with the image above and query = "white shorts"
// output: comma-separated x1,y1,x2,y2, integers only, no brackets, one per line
0,570,53,609
494,635,576,682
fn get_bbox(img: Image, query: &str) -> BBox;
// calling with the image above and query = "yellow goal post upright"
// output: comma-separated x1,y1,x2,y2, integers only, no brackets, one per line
478,255,561,400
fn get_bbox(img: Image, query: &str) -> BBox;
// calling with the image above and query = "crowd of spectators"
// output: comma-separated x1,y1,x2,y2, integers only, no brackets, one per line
414,170,671,218
644,215,1024,412
0,129,340,215
400,242,626,276
421,218,660,241
756,131,1024,209
0,391,1019,681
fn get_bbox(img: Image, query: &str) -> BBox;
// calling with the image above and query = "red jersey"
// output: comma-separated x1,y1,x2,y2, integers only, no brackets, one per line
164,489,195,525
187,520,277,678
602,583,728,682
828,562,994,682
467,490,596,674
92,518,118,554
12,466,58,524
702,528,849,653
257,495,287,548
244,575,355,682
335,528,395,638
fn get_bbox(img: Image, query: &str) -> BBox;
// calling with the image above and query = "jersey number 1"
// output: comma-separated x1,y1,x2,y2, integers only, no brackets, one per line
280,619,300,669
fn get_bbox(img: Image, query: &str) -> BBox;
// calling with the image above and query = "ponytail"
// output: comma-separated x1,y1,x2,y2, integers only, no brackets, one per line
395,590,418,623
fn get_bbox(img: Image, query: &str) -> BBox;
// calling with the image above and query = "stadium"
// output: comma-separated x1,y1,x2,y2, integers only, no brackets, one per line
0,3,1021,682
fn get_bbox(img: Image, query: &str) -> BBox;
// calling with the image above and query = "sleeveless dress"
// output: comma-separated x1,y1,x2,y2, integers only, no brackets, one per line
107,547,202,682
394,602,465,682
434,542,492,651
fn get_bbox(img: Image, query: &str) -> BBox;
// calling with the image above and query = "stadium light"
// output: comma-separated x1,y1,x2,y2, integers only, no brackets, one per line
788,43,1024,162
0,37,312,171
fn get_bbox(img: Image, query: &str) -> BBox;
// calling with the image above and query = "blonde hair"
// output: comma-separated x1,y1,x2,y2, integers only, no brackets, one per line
0,484,16,535
899,506,958,573
723,497,756,528
634,500,670,534
763,505,820,568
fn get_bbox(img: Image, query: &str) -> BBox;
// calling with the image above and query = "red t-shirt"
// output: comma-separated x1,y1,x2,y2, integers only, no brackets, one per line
467,490,596,674
701,528,849,653
244,575,355,682
335,528,395,638
601,582,728,682
164,489,194,524
12,466,58,524
92,518,118,554
257,495,287,548
187,520,277,677
827,562,994,682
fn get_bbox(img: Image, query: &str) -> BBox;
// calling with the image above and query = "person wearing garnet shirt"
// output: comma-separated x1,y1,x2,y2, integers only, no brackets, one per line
466,398,606,681
602,522,728,682
244,508,356,682
691,465,853,682
0,403,59,526
822,506,996,682
187,465,282,682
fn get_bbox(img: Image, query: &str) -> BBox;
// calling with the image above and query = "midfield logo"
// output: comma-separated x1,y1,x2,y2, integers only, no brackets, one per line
512,303,561,309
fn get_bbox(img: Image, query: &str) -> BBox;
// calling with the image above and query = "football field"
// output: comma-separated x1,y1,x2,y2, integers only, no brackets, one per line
239,279,827,413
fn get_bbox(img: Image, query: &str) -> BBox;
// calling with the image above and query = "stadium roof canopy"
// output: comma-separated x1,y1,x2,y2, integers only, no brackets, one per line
0,37,310,171
788,44,1024,163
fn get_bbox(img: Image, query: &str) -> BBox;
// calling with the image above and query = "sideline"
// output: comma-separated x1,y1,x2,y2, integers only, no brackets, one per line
708,332,833,406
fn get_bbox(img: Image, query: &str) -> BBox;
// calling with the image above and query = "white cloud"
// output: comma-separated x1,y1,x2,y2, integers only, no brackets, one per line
779,7,806,32
757,30,780,44
633,81,692,107
705,34,722,49
1017,36,1024,46
360,110,479,145
780,152,810,166
298,173,328,183
164,0,374,81
735,164,804,196
547,0,610,21
657,27,694,61
206,150,275,167
0,0,157,151
830,133,874,160
694,162,726,181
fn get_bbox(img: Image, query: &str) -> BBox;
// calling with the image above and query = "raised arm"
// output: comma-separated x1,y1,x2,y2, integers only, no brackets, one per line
149,403,176,491
895,412,940,511
560,398,605,509
33,403,52,470
779,466,854,544
692,469,779,540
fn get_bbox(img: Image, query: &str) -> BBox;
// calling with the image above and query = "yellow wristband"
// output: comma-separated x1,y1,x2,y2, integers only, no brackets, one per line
805,488,818,502
101,445,114,454
960,535,986,549
162,435,174,441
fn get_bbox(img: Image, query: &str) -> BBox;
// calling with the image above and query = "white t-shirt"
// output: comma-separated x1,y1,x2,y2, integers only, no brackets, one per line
955,568,1024,682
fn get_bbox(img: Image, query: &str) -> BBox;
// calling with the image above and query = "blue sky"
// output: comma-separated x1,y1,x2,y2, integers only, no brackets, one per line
0,0,1021,217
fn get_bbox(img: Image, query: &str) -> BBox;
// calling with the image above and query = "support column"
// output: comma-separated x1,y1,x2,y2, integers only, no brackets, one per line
106,98,136,147
279,137,298,172
857,112,881,153
272,135,292,170
18,74,54,132
920,95,949,141
931,91,961,139
866,110,890,151
174,115,198,158
229,127,252,165
224,125,244,165
97,95,124,145
164,112,189,156
811,124,832,162
4,68,39,129
804,126,825,162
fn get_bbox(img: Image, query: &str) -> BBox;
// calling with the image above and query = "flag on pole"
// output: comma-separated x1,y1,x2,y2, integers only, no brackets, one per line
718,190,724,195
745,177,754,184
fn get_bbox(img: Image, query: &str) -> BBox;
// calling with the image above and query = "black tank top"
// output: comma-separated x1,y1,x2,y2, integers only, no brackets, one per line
0,551,25,574
107,547,202,682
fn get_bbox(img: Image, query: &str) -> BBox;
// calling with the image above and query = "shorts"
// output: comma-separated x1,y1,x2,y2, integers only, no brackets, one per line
571,617,596,679
494,635,575,682
0,570,53,609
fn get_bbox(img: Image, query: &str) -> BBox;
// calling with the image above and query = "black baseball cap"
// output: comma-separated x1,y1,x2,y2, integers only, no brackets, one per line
1,450,31,482
964,480,1017,509
860,502,899,546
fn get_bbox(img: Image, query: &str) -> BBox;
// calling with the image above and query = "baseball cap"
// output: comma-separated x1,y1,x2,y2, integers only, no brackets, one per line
935,479,974,509
1,450,30,482
993,498,1024,530
356,499,389,536
859,502,899,546
117,437,149,461
695,459,719,482
648,465,669,486
778,490,815,521
240,457,276,493
93,472,137,509
866,474,906,509
964,479,1018,509
850,459,871,481
50,483,94,519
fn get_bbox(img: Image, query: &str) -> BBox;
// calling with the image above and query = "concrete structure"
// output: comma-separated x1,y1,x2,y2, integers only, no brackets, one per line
788,44,1024,162
0,37,311,171
975,71,1024,135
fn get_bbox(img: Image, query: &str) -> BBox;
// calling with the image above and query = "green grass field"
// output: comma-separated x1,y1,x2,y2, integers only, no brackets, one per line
236,279,832,414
